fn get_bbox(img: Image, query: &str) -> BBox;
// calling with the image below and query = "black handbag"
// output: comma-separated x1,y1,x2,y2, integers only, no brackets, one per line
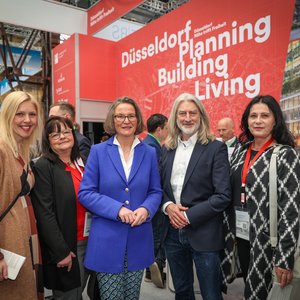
0,166,29,222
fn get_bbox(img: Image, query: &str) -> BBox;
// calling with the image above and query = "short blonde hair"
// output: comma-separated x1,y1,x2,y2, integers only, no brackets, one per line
165,93,213,150
0,91,43,162
104,96,145,135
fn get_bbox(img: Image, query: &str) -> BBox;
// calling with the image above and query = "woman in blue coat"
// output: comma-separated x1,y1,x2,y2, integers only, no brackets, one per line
78,96,162,299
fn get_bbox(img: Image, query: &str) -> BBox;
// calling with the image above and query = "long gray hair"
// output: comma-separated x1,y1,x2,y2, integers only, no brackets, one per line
165,93,213,150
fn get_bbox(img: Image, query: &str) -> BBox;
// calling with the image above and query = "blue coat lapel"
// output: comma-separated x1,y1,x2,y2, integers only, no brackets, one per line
128,143,145,183
107,142,127,184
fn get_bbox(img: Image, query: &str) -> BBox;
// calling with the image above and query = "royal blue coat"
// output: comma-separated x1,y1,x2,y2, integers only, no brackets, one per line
78,137,162,273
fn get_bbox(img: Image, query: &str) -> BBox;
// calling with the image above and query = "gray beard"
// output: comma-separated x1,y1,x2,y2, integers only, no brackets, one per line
177,120,200,137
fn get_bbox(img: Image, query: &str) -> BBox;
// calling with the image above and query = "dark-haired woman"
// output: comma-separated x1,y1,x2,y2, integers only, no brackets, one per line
79,97,162,299
224,95,300,300
31,116,89,300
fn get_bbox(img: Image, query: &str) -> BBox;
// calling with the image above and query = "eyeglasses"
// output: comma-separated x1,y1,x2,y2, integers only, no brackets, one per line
114,114,137,122
49,129,73,140
177,111,199,118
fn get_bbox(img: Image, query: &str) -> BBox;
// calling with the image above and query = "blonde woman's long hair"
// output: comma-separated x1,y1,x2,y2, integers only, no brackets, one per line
0,91,43,162
164,93,213,150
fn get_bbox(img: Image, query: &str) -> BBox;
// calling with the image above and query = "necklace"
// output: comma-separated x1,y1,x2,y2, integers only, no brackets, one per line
61,158,73,166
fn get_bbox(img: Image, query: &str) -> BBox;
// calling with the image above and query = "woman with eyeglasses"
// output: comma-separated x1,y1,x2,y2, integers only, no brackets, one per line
0,91,43,300
31,116,90,300
78,96,162,299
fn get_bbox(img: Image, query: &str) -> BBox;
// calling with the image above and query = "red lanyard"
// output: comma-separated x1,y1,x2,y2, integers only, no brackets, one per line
240,138,273,204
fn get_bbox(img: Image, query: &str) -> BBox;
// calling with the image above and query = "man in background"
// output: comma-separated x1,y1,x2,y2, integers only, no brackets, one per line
143,113,168,159
143,113,168,288
217,117,238,147
217,117,238,159
49,102,91,160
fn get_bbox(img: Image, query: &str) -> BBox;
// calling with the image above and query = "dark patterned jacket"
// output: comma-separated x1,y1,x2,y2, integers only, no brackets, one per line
221,142,300,300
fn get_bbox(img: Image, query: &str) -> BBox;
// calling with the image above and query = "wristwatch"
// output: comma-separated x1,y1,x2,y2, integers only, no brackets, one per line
0,251,4,260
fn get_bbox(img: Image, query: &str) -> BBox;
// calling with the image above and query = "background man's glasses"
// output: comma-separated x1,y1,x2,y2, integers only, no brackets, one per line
49,129,73,140
114,114,137,122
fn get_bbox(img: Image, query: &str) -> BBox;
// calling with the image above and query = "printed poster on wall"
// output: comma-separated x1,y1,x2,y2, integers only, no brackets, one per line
52,35,76,106
117,0,296,133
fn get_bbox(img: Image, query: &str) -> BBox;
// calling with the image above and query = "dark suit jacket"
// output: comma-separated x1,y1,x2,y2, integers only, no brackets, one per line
160,140,231,251
75,131,91,160
31,157,81,291
143,134,161,161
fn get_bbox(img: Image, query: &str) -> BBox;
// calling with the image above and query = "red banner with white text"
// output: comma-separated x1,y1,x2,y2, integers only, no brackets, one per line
52,35,76,106
117,0,295,132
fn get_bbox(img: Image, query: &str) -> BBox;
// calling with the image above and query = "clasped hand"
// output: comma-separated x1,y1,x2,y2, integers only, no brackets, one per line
118,207,148,227
166,203,189,229
275,266,293,288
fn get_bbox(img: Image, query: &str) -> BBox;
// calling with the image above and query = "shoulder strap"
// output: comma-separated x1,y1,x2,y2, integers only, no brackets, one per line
0,165,29,222
269,145,283,247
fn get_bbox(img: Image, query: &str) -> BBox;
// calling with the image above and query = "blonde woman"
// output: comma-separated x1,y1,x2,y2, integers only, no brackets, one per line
0,91,43,299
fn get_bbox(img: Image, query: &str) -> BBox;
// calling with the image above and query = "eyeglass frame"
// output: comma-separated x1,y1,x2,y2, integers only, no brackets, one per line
49,128,73,140
177,110,199,118
114,114,137,122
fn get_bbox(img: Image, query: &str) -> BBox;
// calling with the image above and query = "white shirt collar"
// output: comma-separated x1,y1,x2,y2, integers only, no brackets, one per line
178,132,197,147
113,135,140,181
113,135,140,148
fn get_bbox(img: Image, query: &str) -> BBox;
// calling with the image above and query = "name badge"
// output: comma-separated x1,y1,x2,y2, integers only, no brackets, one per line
83,212,92,237
235,208,250,241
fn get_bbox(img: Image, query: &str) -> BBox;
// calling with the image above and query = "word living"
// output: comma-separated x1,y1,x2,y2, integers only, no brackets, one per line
157,15,270,99
194,73,260,100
